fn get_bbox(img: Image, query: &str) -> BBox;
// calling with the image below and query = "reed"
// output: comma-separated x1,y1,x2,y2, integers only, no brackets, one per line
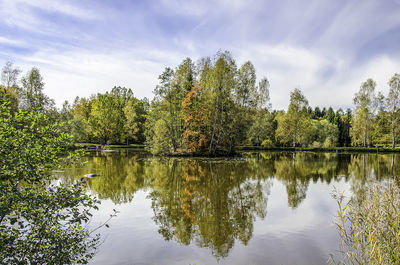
331,181,400,264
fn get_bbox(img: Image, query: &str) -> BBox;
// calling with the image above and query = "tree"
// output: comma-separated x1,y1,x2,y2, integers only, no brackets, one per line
20,67,54,113
207,51,237,154
247,77,274,146
335,108,352,147
234,61,258,146
351,79,380,147
276,88,310,147
70,96,94,143
324,107,335,123
1,61,21,89
0,97,101,264
153,67,181,151
1,61,21,111
123,97,147,144
89,92,125,144
387,73,400,148
151,119,172,154
236,61,257,108
181,83,208,152
313,106,323,119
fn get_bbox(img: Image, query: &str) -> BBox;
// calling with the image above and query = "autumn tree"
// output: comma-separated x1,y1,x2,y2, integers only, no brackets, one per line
181,83,208,152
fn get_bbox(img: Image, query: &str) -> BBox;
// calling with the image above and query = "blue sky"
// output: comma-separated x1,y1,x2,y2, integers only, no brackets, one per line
1,0,399,109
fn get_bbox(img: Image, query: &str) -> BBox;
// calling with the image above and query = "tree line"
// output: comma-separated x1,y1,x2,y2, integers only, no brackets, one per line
1,52,399,154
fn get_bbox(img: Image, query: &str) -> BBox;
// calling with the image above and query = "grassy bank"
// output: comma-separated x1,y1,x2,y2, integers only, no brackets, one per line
73,143,145,150
238,146,400,153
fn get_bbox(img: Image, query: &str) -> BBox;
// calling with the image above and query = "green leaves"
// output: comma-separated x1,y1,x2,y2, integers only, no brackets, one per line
0,97,101,264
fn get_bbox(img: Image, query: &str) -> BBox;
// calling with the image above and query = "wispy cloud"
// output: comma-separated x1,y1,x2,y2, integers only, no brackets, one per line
0,0,399,109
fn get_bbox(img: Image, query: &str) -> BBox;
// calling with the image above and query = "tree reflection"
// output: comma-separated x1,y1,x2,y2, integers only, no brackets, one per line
148,159,273,257
61,151,400,257
64,151,148,204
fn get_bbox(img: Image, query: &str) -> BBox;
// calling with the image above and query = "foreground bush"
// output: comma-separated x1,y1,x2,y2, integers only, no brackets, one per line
0,98,101,264
332,181,400,264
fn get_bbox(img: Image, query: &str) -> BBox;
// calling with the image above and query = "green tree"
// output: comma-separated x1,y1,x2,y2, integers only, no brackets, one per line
276,88,310,147
0,97,101,264
151,119,172,154
153,67,180,151
351,79,380,147
335,108,352,147
236,61,257,108
1,61,21,112
20,67,55,113
207,51,237,154
387,73,400,148
89,92,125,144
324,107,335,123
247,78,274,146
70,96,94,143
123,97,147,144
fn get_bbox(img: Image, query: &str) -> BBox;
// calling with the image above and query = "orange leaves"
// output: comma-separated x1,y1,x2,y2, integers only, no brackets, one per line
181,83,209,153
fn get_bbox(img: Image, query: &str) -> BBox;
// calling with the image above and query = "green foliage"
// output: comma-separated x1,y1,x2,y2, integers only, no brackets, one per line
124,97,147,144
89,92,125,144
151,119,172,154
0,98,101,264
351,79,380,147
1,61,21,112
261,139,274,147
248,109,274,146
332,182,400,265
276,89,310,147
20,67,55,113
386,73,400,148
71,96,94,143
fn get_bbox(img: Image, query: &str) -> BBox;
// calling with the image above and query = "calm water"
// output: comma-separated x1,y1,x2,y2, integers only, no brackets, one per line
60,151,400,265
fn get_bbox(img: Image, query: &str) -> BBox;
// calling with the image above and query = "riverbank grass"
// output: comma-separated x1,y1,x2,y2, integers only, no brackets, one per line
331,181,400,264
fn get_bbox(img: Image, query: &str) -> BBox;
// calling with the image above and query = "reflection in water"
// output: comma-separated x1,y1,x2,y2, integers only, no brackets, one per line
63,151,400,259
147,159,272,257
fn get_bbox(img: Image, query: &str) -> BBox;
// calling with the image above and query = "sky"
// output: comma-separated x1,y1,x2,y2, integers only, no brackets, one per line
0,0,399,110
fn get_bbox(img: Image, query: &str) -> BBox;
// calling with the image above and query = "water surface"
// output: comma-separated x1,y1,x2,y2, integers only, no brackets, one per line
61,151,400,265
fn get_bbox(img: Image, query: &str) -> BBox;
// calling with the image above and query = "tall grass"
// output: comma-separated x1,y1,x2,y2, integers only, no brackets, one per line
331,181,400,264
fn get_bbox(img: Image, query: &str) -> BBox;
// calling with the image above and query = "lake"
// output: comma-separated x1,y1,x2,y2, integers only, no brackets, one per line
60,151,400,265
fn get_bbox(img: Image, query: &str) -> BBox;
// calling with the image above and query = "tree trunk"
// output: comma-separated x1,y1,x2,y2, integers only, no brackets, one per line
257,135,260,146
363,128,367,147
169,103,177,152
392,120,396,148
293,131,296,148
228,136,233,155
209,105,218,154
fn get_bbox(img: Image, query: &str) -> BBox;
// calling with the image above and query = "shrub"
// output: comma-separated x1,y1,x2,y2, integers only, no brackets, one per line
261,139,274,147
0,98,102,264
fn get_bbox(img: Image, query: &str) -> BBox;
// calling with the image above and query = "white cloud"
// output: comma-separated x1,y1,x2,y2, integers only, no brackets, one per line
13,47,187,106
234,42,400,110
0,37,25,46
0,0,97,35
235,43,334,109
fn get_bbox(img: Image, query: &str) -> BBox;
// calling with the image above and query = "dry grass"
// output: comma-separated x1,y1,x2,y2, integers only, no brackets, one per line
330,181,400,264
